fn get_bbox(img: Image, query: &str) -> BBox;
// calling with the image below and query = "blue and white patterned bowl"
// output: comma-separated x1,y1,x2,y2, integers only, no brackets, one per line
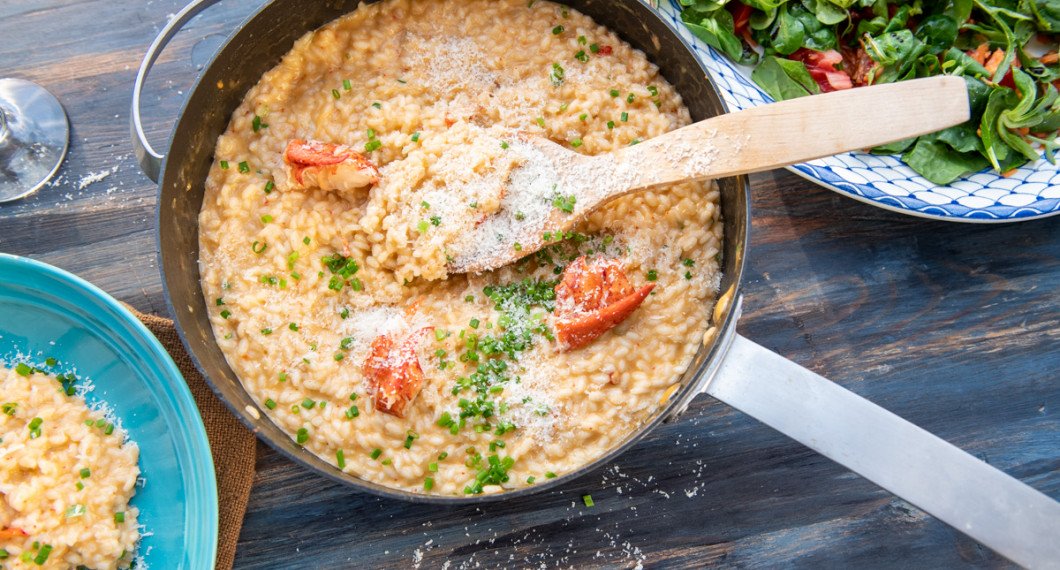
658,0,1060,223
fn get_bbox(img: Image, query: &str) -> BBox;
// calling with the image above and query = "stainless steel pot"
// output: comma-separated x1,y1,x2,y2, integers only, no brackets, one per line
132,0,1059,565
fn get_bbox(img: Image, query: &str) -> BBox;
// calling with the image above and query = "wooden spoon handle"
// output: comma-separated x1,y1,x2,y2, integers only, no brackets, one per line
610,76,970,193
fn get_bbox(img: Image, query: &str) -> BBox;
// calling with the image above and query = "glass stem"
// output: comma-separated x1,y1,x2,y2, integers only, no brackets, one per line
0,105,9,147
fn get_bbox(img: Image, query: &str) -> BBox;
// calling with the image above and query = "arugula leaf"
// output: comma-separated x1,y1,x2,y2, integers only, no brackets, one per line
752,55,821,100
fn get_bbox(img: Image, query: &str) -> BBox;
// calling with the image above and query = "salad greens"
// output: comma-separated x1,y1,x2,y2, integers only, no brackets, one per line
677,0,1060,184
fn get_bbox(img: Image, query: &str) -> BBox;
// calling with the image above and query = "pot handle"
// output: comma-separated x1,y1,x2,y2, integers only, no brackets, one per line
703,334,1060,567
131,0,225,183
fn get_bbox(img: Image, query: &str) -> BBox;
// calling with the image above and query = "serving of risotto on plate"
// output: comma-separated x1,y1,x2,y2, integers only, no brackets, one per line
199,0,724,496
0,363,140,569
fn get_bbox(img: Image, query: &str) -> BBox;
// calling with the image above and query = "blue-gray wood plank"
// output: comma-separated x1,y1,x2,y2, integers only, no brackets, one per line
0,0,1056,567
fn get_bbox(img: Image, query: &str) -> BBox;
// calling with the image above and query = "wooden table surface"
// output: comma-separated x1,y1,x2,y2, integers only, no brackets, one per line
2,1,1057,567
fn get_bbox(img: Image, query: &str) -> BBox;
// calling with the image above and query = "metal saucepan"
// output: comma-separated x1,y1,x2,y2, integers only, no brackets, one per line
132,0,1059,565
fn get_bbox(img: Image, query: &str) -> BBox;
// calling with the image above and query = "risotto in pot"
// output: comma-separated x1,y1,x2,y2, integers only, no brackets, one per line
0,364,140,569
199,0,723,496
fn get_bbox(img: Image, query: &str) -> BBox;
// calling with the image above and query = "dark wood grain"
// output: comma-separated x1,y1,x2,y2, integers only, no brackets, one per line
1,1,1056,568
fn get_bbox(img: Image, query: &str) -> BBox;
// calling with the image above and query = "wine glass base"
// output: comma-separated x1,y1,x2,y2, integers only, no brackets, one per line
0,78,69,203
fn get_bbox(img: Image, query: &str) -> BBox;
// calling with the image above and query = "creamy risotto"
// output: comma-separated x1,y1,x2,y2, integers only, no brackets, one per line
0,364,140,569
200,0,723,496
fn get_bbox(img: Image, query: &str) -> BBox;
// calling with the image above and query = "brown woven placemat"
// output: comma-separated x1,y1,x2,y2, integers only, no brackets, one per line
132,308,256,570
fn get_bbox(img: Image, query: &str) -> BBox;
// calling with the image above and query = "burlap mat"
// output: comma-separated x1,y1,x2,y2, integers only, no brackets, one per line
132,308,256,570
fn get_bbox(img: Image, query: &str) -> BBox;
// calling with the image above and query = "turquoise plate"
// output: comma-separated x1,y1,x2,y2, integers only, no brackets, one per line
0,254,217,568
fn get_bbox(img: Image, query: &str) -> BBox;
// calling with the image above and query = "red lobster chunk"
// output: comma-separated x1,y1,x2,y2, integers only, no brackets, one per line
362,327,433,418
555,256,654,350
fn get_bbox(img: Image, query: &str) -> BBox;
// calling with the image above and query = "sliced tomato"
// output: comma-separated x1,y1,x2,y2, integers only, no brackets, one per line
554,256,654,350
363,327,432,418
790,48,854,92
730,2,753,37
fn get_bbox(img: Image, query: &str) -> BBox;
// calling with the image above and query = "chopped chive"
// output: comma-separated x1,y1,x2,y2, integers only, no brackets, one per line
252,115,267,132
545,471,557,479
104,424,114,435
15,363,32,376
33,545,52,565
28,417,43,438
114,511,126,523
534,117,545,128
646,269,658,281
469,318,480,329
79,467,91,479
682,258,695,267
343,79,352,91
685,271,693,280
621,111,628,122
582,494,594,507
261,214,274,224
626,93,635,104
648,85,659,96
579,113,588,122
404,431,418,449
337,449,346,469
527,476,536,484
264,398,276,410
607,120,615,130
372,102,382,109
303,236,311,245
464,295,475,303
220,160,229,170
424,477,435,491
570,138,583,148
370,448,382,460
428,462,439,472
500,141,510,149
365,139,382,152
438,451,449,460
296,427,309,444
251,241,266,254
278,372,288,382
45,357,58,367
331,89,341,99
261,328,273,335
345,405,359,419
590,43,600,53
264,180,275,194
334,352,345,361
220,309,231,319
350,393,358,401
609,88,619,97
411,131,420,142
552,25,564,34
289,322,299,331
430,215,441,226
574,50,588,63
577,35,587,45
301,398,315,409
513,242,522,251
238,161,250,173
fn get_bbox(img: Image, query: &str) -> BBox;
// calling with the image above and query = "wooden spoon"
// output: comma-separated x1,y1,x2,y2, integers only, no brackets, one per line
446,75,970,274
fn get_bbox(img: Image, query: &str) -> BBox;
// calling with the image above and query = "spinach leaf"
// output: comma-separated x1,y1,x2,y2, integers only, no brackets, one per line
773,4,808,54
683,10,752,64
871,137,917,154
802,0,848,25
903,139,991,184
864,29,930,83
916,15,959,51
752,55,821,100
